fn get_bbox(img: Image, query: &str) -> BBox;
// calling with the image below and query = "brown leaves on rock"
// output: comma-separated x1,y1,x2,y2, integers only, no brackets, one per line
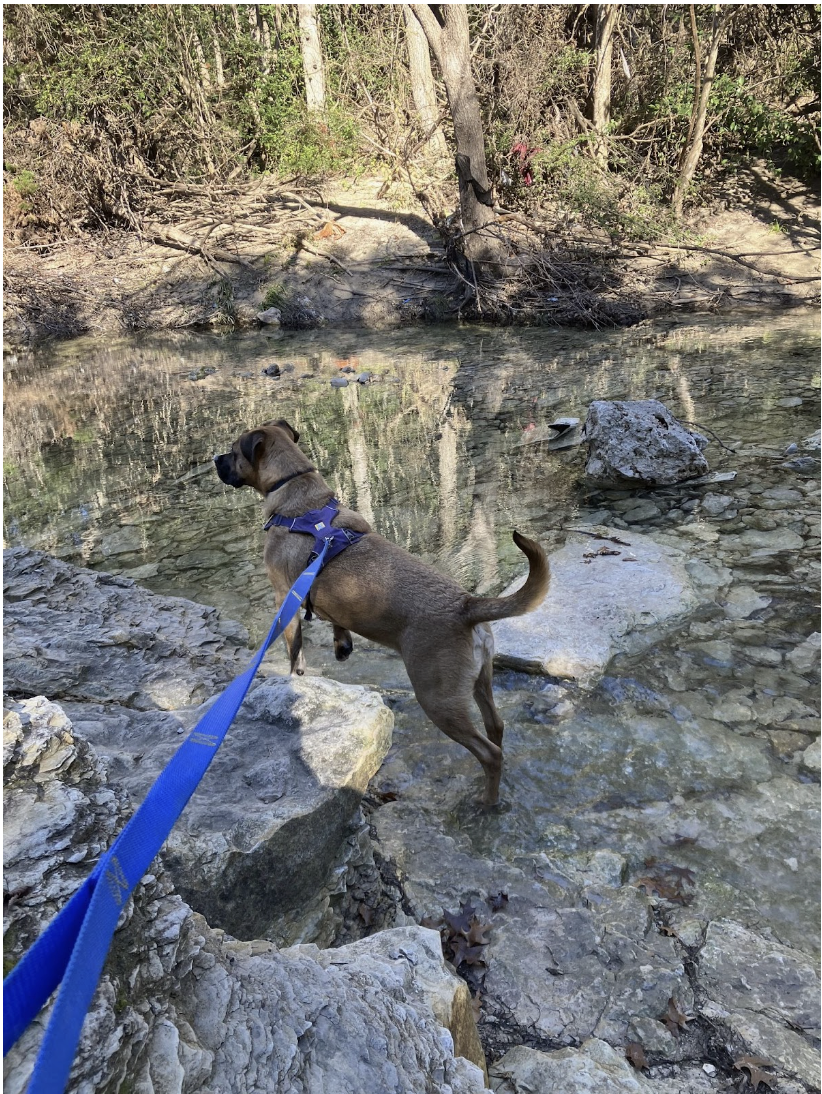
423,899,497,1000
661,996,694,1036
625,1042,649,1070
633,859,696,905
734,1056,777,1091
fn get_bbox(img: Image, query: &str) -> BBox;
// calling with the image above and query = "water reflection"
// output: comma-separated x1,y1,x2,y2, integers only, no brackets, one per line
4,316,819,644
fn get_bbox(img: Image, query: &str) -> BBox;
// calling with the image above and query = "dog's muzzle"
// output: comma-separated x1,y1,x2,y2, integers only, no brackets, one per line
213,452,244,488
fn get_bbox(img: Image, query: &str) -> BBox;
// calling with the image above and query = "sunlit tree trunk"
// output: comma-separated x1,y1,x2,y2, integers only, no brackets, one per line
591,4,619,167
673,4,737,217
298,4,326,114
403,6,448,159
410,4,507,276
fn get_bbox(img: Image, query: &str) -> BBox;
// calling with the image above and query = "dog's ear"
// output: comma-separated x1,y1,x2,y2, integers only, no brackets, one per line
273,419,300,443
239,429,267,466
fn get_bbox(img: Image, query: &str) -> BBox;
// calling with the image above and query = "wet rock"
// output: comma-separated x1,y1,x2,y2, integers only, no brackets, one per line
699,493,733,516
785,632,820,674
697,920,820,1088
798,737,821,774
492,527,710,686
3,549,247,710
583,400,709,486
3,704,484,1094
720,585,771,620
777,397,803,408
66,674,393,941
256,307,282,325
100,525,144,557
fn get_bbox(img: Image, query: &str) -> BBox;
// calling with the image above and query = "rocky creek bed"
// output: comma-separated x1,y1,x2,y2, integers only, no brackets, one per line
3,313,820,1092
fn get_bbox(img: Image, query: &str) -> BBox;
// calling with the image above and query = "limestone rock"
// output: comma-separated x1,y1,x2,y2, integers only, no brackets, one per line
583,400,709,486
256,306,282,325
3,548,247,711
65,675,393,941
490,1039,654,1093
697,920,820,1088
492,527,708,685
3,701,485,1094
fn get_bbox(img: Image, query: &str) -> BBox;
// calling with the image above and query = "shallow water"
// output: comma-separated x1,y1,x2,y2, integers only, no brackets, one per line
4,312,820,949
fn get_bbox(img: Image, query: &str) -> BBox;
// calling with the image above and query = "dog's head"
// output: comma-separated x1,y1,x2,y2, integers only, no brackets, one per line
214,419,301,491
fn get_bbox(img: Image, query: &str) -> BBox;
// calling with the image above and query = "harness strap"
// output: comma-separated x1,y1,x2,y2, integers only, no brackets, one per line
264,498,365,574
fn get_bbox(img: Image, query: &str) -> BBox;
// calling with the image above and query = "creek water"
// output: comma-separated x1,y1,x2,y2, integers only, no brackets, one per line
4,312,820,954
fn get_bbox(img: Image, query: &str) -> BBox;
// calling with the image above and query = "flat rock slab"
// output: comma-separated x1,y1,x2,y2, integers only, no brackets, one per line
3,547,248,710
65,675,393,940
492,527,710,685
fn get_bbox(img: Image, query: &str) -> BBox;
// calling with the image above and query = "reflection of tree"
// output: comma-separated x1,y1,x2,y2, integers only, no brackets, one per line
437,416,458,550
341,382,375,526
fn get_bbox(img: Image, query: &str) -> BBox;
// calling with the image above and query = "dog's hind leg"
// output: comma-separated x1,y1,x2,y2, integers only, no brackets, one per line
408,676,503,806
333,625,354,662
473,658,504,748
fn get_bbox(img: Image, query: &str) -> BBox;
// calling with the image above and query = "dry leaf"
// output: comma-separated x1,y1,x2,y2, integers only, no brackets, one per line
661,996,694,1036
625,1042,648,1070
734,1056,777,1091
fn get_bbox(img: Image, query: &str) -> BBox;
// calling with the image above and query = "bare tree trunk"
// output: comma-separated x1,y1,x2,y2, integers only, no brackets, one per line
672,4,737,217
403,6,448,159
410,4,506,276
591,4,619,167
298,4,326,114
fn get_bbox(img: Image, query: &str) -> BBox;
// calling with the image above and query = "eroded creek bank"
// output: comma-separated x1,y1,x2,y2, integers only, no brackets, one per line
3,313,820,1093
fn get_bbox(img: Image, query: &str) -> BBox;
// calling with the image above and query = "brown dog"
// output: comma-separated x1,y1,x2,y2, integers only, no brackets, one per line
214,419,549,805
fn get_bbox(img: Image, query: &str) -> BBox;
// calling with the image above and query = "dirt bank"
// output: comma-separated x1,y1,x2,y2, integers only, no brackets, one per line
3,164,819,345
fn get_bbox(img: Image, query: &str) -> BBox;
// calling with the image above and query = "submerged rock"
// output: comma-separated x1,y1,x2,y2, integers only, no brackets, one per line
583,399,709,486
3,701,485,1094
492,527,710,685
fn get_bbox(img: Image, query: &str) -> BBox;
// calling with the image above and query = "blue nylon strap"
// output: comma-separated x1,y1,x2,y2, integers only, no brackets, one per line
3,541,330,1094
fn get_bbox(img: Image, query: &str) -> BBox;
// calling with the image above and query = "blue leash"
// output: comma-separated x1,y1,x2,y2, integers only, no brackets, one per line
3,541,330,1093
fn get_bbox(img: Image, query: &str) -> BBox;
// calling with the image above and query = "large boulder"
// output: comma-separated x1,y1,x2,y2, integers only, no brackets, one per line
3,547,247,710
65,675,393,942
583,400,709,486
3,699,485,1094
492,526,716,686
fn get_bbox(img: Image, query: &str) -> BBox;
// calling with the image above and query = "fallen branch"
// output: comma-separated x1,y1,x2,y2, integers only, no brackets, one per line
146,223,257,270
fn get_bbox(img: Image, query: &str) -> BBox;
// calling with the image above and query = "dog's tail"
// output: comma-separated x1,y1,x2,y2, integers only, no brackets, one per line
461,531,549,625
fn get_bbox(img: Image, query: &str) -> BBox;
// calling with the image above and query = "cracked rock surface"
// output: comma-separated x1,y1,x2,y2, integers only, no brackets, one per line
3,697,485,1094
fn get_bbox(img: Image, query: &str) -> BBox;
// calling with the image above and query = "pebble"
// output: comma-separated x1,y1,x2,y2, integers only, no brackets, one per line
777,397,803,408
330,378,349,388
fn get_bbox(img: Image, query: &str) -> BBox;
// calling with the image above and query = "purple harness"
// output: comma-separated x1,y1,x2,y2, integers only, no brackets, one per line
264,498,365,569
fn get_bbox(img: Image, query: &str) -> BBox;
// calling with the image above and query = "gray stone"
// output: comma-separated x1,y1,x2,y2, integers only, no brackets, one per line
65,674,393,941
785,632,821,674
799,737,821,773
3,549,247,710
721,585,771,620
699,493,733,516
492,527,708,686
583,400,709,486
622,501,660,523
256,307,282,325
777,397,803,408
697,920,820,1087
330,377,349,388
490,1039,655,1093
3,703,485,1094
100,524,144,557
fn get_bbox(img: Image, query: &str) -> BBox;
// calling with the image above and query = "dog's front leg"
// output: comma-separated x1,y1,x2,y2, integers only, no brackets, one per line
283,615,306,675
